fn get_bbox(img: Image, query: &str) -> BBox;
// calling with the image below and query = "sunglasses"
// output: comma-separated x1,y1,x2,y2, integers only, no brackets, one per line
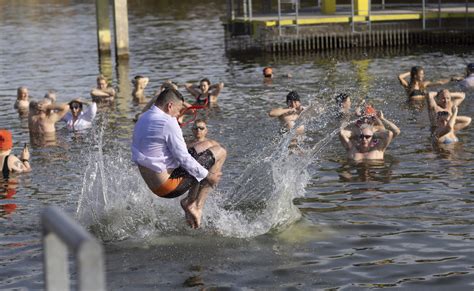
193,126,206,131
359,134,373,140
70,104,81,110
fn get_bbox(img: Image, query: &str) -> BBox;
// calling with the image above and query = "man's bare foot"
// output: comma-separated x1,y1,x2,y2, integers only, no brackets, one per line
180,198,195,228
187,203,203,229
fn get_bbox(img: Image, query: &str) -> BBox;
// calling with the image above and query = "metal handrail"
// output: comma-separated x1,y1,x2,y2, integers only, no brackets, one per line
42,206,106,291
278,0,299,36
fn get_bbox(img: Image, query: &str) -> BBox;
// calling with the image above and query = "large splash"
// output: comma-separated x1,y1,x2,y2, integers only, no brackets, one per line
76,99,340,240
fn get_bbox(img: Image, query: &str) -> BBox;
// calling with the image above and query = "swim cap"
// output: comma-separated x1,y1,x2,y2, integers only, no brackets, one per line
364,105,376,116
0,130,13,151
286,91,300,102
263,67,273,77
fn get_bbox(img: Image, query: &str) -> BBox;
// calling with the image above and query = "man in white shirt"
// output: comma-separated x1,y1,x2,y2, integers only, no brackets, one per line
62,99,97,131
132,88,226,229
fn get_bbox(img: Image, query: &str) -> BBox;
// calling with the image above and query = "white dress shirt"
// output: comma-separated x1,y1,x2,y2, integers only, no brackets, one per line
131,105,208,181
62,102,97,131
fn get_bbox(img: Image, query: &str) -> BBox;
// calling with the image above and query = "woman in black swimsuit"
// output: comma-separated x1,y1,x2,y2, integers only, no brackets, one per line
0,130,31,179
184,78,224,105
398,66,450,101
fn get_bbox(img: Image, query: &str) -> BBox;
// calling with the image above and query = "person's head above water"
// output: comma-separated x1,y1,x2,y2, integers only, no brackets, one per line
154,87,185,117
96,75,108,90
436,89,451,107
44,90,57,104
132,75,149,90
436,110,450,125
263,67,273,78
410,66,425,82
467,63,474,76
286,91,301,108
68,99,83,117
17,87,29,101
199,78,211,93
192,119,208,140
335,93,350,107
0,129,13,152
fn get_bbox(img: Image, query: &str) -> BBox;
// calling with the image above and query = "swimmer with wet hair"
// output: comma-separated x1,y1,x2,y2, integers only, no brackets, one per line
14,86,30,113
427,89,471,131
0,130,31,178
61,99,97,131
184,78,224,105
132,75,150,104
339,110,400,161
132,88,225,228
28,99,69,135
398,66,450,101
263,67,273,79
269,90,305,134
90,75,116,103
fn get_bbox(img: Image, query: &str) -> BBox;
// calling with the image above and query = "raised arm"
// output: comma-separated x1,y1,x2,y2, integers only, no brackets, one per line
377,111,400,138
47,103,70,122
427,78,451,87
398,71,410,89
339,126,353,151
10,145,31,173
184,83,200,98
268,107,294,118
209,82,224,102
450,91,465,107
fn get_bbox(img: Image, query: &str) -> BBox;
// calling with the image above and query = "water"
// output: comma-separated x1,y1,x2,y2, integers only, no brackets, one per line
1,0,474,289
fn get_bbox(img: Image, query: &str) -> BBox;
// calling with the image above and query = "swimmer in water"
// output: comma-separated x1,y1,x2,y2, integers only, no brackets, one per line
61,99,98,132
90,75,116,103
0,130,31,179
426,89,471,131
432,106,460,145
398,66,450,101
339,110,400,161
184,78,224,105
14,87,30,115
451,63,474,89
132,75,150,104
132,88,226,228
268,90,305,135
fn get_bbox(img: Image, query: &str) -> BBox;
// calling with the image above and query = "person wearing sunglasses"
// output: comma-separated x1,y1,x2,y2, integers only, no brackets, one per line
132,88,224,229
339,110,400,161
426,89,471,132
61,99,97,132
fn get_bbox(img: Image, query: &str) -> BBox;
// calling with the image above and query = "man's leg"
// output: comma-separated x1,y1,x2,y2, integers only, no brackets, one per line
181,144,227,228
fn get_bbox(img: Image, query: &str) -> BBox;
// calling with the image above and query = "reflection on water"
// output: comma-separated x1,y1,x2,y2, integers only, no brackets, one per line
1,0,474,289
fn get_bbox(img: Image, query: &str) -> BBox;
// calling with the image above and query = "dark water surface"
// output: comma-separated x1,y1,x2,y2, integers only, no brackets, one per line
1,0,474,289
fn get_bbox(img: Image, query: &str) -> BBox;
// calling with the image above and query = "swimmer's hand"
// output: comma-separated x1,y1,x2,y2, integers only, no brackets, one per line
376,110,384,119
205,171,222,188
21,144,30,161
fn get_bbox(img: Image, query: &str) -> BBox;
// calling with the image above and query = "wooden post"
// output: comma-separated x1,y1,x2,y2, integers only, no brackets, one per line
321,0,336,15
96,0,111,53
113,0,130,58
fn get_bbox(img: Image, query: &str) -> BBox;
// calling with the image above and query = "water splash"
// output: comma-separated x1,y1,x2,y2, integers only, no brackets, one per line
76,99,341,240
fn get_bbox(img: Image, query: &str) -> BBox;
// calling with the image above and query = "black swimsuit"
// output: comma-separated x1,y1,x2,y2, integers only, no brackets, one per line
196,94,209,105
2,155,10,179
409,89,426,97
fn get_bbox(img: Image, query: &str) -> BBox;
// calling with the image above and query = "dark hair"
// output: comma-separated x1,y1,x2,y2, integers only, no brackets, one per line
467,63,474,74
286,91,300,102
335,93,349,106
200,78,211,86
69,101,83,110
194,118,207,125
155,88,184,107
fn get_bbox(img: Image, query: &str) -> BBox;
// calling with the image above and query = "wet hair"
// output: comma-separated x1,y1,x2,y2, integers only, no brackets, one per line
154,87,184,107
335,93,350,106
97,75,107,83
436,89,450,100
200,78,211,86
467,63,474,75
69,101,83,110
409,66,425,91
194,118,207,125
286,91,300,103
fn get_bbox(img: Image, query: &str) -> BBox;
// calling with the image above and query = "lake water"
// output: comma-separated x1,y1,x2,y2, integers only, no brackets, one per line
1,0,474,289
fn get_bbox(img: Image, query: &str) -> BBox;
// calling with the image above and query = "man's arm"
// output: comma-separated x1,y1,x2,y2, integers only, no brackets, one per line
47,103,69,122
339,124,353,151
269,107,294,118
377,111,401,138
209,82,224,101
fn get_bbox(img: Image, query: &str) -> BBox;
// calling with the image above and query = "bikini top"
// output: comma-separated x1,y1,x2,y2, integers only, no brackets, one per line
196,94,209,105
2,155,10,179
409,89,426,97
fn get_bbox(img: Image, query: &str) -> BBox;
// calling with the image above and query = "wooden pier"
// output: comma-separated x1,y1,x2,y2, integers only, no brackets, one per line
224,1,474,52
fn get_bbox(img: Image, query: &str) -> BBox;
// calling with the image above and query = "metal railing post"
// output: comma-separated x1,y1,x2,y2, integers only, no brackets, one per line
278,0,282,36
351,0,355,33
438,0,442,28
42,206,106,291
422,0,426,30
